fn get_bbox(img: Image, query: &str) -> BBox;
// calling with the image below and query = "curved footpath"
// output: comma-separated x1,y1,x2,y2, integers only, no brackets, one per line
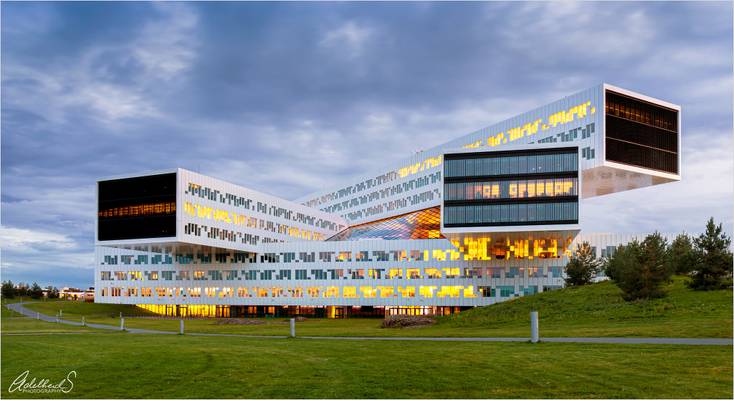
6,302,732,345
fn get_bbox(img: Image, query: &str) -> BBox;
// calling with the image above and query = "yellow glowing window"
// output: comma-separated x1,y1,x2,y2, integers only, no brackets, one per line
425,268,441,279
307,287,321,298
419,285,437,298
545,181,554,196
398,286,416,298
442,268,460,278
360,286,377,298
437,286,462,298
323,286,339,298
388,268,403,279
406,268,421,279
343,286,358,298
509,183,518,198
432,250,447,261
518,182,527,198
463,286,478,298
379,286,395,298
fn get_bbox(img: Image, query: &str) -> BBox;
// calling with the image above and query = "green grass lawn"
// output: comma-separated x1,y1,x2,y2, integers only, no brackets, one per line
20,277,733,338
1,332,731,398
1,301,98,334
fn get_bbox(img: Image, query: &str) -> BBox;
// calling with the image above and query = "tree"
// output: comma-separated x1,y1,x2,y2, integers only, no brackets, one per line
689,218,733,290
45,286,59,299
1,281,15,299
15,282,29,298
29,283,44,299
667,233,695,275
605,232,672,301
564,242,602,286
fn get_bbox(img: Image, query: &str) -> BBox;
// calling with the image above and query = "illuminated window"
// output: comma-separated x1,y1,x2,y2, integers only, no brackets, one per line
419,285,437,298
360,286,377,298
388,268,403,279
378,286,395,298
424,268,442,279
398,286,416,298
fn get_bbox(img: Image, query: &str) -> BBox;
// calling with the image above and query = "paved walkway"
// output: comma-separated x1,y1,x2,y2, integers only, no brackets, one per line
6,302,732,346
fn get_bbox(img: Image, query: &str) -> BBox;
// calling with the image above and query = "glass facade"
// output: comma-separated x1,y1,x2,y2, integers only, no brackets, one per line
98,173,177,241
605,90,679,174
444,148,579,227
444,177,577,201
444,202,577,226
327,207,442,241
445,151,577,178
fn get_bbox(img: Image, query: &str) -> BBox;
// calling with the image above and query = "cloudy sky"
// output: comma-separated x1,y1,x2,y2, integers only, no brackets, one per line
2,2,732,288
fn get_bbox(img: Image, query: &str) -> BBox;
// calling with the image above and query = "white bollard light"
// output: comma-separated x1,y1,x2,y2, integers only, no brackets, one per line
120,317,125,331
290,318,296,338
36,312,40,320
530,311,539,343
180,319,184,335
82,316,86,326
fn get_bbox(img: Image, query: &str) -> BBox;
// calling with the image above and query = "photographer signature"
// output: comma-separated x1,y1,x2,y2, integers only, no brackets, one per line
8,370,76,394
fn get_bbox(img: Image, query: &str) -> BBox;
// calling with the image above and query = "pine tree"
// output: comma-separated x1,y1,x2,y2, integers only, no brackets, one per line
605,232,672,301
564,242,602,286
666,233,695,274
29,282,44,299
690,218,733,290
1,281,15,299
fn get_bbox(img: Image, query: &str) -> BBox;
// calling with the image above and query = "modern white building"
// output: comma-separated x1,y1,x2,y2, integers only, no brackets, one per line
94,83,681,318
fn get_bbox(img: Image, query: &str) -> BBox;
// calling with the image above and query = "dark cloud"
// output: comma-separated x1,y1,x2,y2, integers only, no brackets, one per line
1,2,732,288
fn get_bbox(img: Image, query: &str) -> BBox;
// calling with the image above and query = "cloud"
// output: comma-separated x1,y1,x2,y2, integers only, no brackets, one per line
320,20,373,59
0,227,77,251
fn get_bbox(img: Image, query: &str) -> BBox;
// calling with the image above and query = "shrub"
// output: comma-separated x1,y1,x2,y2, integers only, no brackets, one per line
605,232,672,301
381,315,436,328
564,242,602,286
666,233,695,274
689,218,733,290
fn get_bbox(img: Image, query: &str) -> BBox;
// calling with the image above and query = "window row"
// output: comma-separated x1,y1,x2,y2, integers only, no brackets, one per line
101,283,562,299
444,202,578,225
102,285,481,299
99,266,566,282
444,178,577,201
444,152,577,178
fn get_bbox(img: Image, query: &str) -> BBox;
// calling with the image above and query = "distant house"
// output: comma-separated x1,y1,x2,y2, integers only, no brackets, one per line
59,287,95,302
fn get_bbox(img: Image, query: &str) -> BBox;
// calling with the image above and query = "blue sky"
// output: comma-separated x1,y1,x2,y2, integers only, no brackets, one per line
2,2,732,288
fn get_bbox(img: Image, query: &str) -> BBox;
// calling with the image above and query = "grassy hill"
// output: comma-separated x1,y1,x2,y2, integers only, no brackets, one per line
16,299,157,319
10,276,733,338
439,276,733,338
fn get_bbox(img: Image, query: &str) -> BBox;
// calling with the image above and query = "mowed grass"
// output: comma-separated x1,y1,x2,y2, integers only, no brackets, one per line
20,277,733,338
441,276,733,338
1,332,732,399
0,301,97,334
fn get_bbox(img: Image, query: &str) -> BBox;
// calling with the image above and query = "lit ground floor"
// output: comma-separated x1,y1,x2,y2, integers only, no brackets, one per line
135,304,471,318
